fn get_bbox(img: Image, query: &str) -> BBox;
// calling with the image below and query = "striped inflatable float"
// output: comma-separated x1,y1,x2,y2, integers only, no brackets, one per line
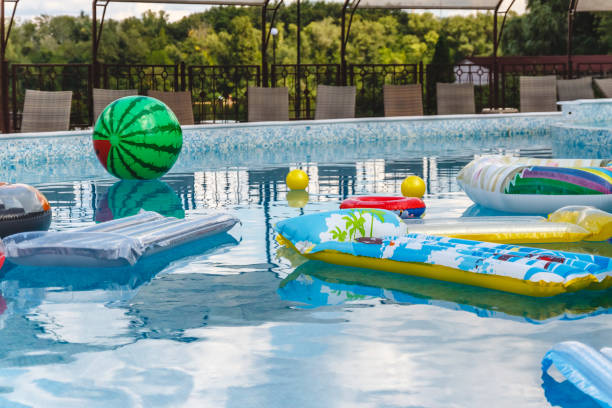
458,156,612,214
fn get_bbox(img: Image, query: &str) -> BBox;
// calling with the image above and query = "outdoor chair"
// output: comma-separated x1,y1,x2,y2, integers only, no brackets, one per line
594,78,612,98
93,88,138,122
383,84,423,117
557,76,594,101
314,85,356,120
147,90,195,125
247,86,289,122
436,83,475,115
21,89,72,133
519,75,557,112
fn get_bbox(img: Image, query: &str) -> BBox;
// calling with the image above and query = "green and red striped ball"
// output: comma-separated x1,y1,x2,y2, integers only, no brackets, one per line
93,96,182,180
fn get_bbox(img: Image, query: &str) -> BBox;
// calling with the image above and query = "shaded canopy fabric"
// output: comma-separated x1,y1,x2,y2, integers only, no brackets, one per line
356,0,503,9
109,0,508,8
108,0,267,6
576,0,612,12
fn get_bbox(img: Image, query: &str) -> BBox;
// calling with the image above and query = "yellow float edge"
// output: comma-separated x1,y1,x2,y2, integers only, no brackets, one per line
276,234,612,297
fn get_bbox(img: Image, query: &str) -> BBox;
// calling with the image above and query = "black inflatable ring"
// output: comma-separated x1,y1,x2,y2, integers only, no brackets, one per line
0,183,52,238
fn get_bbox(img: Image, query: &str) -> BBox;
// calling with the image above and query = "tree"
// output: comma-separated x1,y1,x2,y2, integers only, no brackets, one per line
430,35,454,82
501,0,610,56
6,1,607,68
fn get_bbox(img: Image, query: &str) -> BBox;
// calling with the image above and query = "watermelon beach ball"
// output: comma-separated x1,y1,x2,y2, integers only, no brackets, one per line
93,96,183,180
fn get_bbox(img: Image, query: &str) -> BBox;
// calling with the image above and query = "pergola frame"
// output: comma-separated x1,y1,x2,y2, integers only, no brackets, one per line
0,0,18,132
92,0,283,88
340,0,517,107
2,0,607,131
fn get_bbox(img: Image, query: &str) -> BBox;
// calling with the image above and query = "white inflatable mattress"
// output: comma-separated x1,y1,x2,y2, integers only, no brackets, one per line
2,211,239,267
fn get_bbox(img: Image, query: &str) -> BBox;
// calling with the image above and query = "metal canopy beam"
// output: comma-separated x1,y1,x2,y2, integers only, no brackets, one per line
1,0,19,132
261,0,283,87
106,0,267,5
492,0,516,106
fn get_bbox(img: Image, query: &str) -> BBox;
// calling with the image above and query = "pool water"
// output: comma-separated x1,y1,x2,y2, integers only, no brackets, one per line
0,155,610,407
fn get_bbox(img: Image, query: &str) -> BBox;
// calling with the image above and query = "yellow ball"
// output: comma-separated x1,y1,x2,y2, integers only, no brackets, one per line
287,190,309,208
286,169,309,190
401,175,426,197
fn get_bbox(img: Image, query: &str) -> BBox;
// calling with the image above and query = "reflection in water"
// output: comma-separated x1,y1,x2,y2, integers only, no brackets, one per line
286,190,309,208
0,233,238,347
462,204,529,217
39,157,470,225
95,180,185,222
278,260,612,324
1,154,609,407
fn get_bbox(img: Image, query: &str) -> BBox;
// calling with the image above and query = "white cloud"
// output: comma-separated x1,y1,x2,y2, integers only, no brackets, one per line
14,0,526,23
16,2,212,22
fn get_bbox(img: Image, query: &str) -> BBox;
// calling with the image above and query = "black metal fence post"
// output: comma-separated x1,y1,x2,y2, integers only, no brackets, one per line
180,62,186,91
1,60,9,132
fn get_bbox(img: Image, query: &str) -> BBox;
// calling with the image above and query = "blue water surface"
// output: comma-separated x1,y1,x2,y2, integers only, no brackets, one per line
0,130,610,407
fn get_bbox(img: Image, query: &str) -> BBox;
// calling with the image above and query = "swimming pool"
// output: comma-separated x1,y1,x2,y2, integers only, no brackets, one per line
0,113,610,407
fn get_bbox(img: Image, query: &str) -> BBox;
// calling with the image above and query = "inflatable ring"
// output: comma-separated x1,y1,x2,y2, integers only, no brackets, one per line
458,156,612,214
340,196,425,219
0,183,52,238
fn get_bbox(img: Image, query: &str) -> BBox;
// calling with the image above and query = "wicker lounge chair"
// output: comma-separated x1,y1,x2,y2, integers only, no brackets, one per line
383,84,423,117
436,83,475,115
247,86,289,122
93,88,138,122
594,78,612,98
21,89,72,133
147,90,195,125
557,77,594,101
519,75,558,112
314,85,356,120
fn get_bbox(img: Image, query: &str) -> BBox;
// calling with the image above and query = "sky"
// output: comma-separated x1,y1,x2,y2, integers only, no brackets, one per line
16,0,527,22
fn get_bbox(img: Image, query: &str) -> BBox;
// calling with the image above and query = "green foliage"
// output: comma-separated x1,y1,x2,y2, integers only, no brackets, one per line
502,0,611,55
332,209,386,241
5,1,610,66
443,13,493,61
342,211,366,240
430,35,454,83
331,226,348,242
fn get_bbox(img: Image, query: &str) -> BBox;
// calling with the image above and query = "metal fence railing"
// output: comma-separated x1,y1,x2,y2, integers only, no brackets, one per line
101,64,181,93
189,65,260,123
499,62,567,110
272,64,340,120
350,63,419,117
6,58,612,131
11,64,92,130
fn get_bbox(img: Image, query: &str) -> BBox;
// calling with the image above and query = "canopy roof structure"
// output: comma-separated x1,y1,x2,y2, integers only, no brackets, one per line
107,0,268,5
0,0,608,130
91,0,283,88
340,0,517,106
575,0,612,12
355,0,505,10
